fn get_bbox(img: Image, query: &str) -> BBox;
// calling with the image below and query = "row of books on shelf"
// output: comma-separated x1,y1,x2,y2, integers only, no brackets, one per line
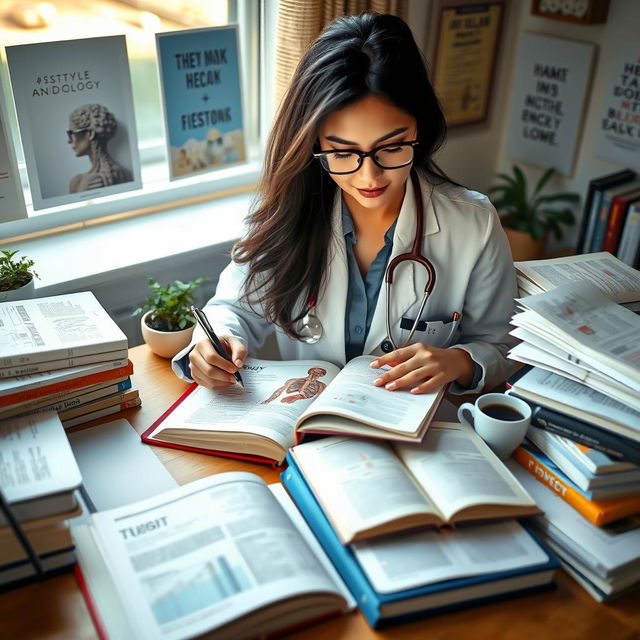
0,291,140,428
577,168,640,266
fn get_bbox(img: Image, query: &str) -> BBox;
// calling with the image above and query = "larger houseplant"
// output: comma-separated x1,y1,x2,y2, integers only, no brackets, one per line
0,249,39,302
134,277,207,358
488,166,579,261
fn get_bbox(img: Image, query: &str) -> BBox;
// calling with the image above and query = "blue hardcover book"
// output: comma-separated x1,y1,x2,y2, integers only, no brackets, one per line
281,454,558,628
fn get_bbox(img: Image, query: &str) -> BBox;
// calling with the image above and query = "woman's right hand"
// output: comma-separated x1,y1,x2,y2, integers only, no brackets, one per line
188,335,247,389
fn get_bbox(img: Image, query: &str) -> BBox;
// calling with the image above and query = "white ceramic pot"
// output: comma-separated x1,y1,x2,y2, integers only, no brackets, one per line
0,277,36,303
141,311,194,359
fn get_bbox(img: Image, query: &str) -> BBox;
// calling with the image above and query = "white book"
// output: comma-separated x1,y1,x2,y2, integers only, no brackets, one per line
0,292,127,368
514,252,640,304
617,203,640,266
0,411,82,524
73,473,354,640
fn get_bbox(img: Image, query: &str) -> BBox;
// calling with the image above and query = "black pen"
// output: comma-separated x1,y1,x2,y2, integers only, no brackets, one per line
191,305,244,388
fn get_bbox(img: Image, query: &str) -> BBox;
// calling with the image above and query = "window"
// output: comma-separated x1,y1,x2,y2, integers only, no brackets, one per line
0,0,263,238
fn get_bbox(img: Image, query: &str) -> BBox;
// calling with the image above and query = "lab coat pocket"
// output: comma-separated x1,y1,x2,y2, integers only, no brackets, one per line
399,316,461,348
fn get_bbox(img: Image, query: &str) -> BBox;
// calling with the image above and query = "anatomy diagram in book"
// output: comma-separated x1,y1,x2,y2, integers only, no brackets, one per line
261,368,328,405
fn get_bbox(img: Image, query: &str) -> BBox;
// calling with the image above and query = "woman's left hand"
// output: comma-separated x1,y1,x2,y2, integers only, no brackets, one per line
370,344,475,394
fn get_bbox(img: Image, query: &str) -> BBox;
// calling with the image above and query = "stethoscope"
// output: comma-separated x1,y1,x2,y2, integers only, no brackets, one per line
297,171,437,351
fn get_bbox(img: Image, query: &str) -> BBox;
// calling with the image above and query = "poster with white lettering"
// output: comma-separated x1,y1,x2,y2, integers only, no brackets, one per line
595,45,640,169
0,85,27,222
5,36,141,210
156,26,246,180
504,33,595,175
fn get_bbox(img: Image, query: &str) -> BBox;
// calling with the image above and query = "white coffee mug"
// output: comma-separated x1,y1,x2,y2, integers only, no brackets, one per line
457,393,531,460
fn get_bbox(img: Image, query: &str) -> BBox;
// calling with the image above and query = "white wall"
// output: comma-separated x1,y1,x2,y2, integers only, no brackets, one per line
409,0,639,252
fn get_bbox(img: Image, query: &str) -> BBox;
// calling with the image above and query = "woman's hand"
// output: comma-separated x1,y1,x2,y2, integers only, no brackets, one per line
370,344,475,394
188,335,247,390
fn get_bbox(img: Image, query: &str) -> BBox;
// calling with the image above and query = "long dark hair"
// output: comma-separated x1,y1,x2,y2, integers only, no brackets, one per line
233,12,448,338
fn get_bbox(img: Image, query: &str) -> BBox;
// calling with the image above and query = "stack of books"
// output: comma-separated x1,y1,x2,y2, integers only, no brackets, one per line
576,169,640,265
0,411,82,588
281,423,558,627
509,460,640,601
0,292,139,428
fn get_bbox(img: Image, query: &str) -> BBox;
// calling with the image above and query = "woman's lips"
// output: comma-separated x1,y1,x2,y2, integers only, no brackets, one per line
357,185,388,198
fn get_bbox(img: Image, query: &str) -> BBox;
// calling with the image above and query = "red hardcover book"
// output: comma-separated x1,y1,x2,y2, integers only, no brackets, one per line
0,361,134,409
602,188,640,253
141,383,280,467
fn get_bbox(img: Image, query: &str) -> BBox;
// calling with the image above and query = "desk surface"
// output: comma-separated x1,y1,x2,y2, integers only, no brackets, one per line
2,345,639,640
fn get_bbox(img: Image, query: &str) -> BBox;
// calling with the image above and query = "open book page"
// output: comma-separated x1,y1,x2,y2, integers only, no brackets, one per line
148,358,340,453
84,472,346,640
393,423,538,523
515,252,640,304
352,519,550,594
517,282,640,390
511,368,640,434
296,355,442,438
290,436,441,543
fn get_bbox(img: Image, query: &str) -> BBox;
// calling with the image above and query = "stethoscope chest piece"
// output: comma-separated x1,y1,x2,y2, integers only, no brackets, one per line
298,307,323,344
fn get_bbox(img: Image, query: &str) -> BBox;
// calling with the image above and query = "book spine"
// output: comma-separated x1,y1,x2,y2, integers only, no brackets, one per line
617,205,640,266
61,397,142,429
590,194,614,252
0,378,132,420
512,447,606,525
0,361,134,408
580,189,604,253
0,339,128,369
602,196,628,253
530,406,640,466
0,350,129,379
58,389,139,421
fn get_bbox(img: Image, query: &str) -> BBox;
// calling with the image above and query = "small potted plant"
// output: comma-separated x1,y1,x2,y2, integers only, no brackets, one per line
134,277,207,358
0,249,39,302
488,166,579,261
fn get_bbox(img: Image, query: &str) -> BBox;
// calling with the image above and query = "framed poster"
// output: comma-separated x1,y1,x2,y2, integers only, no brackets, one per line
5,36,141,210
504,32,595,175
0,86,27,222
431,1,505,127
156,26,246,181
595,45,640,170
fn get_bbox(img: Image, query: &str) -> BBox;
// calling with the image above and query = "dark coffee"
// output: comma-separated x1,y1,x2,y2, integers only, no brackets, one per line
481,403,524,421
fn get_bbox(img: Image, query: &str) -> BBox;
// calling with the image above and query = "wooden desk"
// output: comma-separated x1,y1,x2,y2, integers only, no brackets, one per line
2,345,639,640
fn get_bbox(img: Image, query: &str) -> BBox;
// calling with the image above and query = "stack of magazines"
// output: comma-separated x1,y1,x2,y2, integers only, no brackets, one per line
0,412,82,588
0,292,139,428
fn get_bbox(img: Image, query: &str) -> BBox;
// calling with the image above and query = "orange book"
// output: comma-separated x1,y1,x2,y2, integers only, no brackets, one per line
513,445,640,526
0,361,134,408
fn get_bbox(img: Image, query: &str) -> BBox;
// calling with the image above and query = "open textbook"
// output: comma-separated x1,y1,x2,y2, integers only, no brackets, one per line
142,356,445,465
514,252,640,305
509,281,640,407
286,423,540,544
72,473,353,640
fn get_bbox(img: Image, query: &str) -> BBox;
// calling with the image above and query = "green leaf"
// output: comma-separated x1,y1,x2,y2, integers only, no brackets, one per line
532,167,555,199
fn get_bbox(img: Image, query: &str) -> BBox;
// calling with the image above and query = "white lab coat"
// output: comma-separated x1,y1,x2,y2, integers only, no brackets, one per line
172,171,519,393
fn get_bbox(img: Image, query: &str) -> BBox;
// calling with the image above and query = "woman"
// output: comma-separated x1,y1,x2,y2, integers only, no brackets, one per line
173,13,517,395
67,103,132,193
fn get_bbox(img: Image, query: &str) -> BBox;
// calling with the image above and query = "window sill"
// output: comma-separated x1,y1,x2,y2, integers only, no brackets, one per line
11,187,255,297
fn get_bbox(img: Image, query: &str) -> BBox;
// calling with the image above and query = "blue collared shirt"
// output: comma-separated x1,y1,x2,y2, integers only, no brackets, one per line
342,200,397,362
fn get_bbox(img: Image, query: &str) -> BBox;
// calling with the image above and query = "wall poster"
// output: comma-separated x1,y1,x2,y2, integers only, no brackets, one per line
595,45,640,170
504,32,595,175
156,26,246,181
431,1,505,127
5,36,141,210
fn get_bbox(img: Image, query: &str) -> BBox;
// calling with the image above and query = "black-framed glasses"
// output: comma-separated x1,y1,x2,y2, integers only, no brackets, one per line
66,128,90,142
313,141,418,175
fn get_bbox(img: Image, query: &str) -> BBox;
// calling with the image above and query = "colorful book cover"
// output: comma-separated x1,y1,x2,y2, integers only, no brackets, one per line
5,36,141,210
0,84,27,222
156,26,246,180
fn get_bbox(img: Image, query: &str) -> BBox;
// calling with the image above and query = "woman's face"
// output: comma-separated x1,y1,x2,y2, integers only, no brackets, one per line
318,94,417,216
67,123,92,157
